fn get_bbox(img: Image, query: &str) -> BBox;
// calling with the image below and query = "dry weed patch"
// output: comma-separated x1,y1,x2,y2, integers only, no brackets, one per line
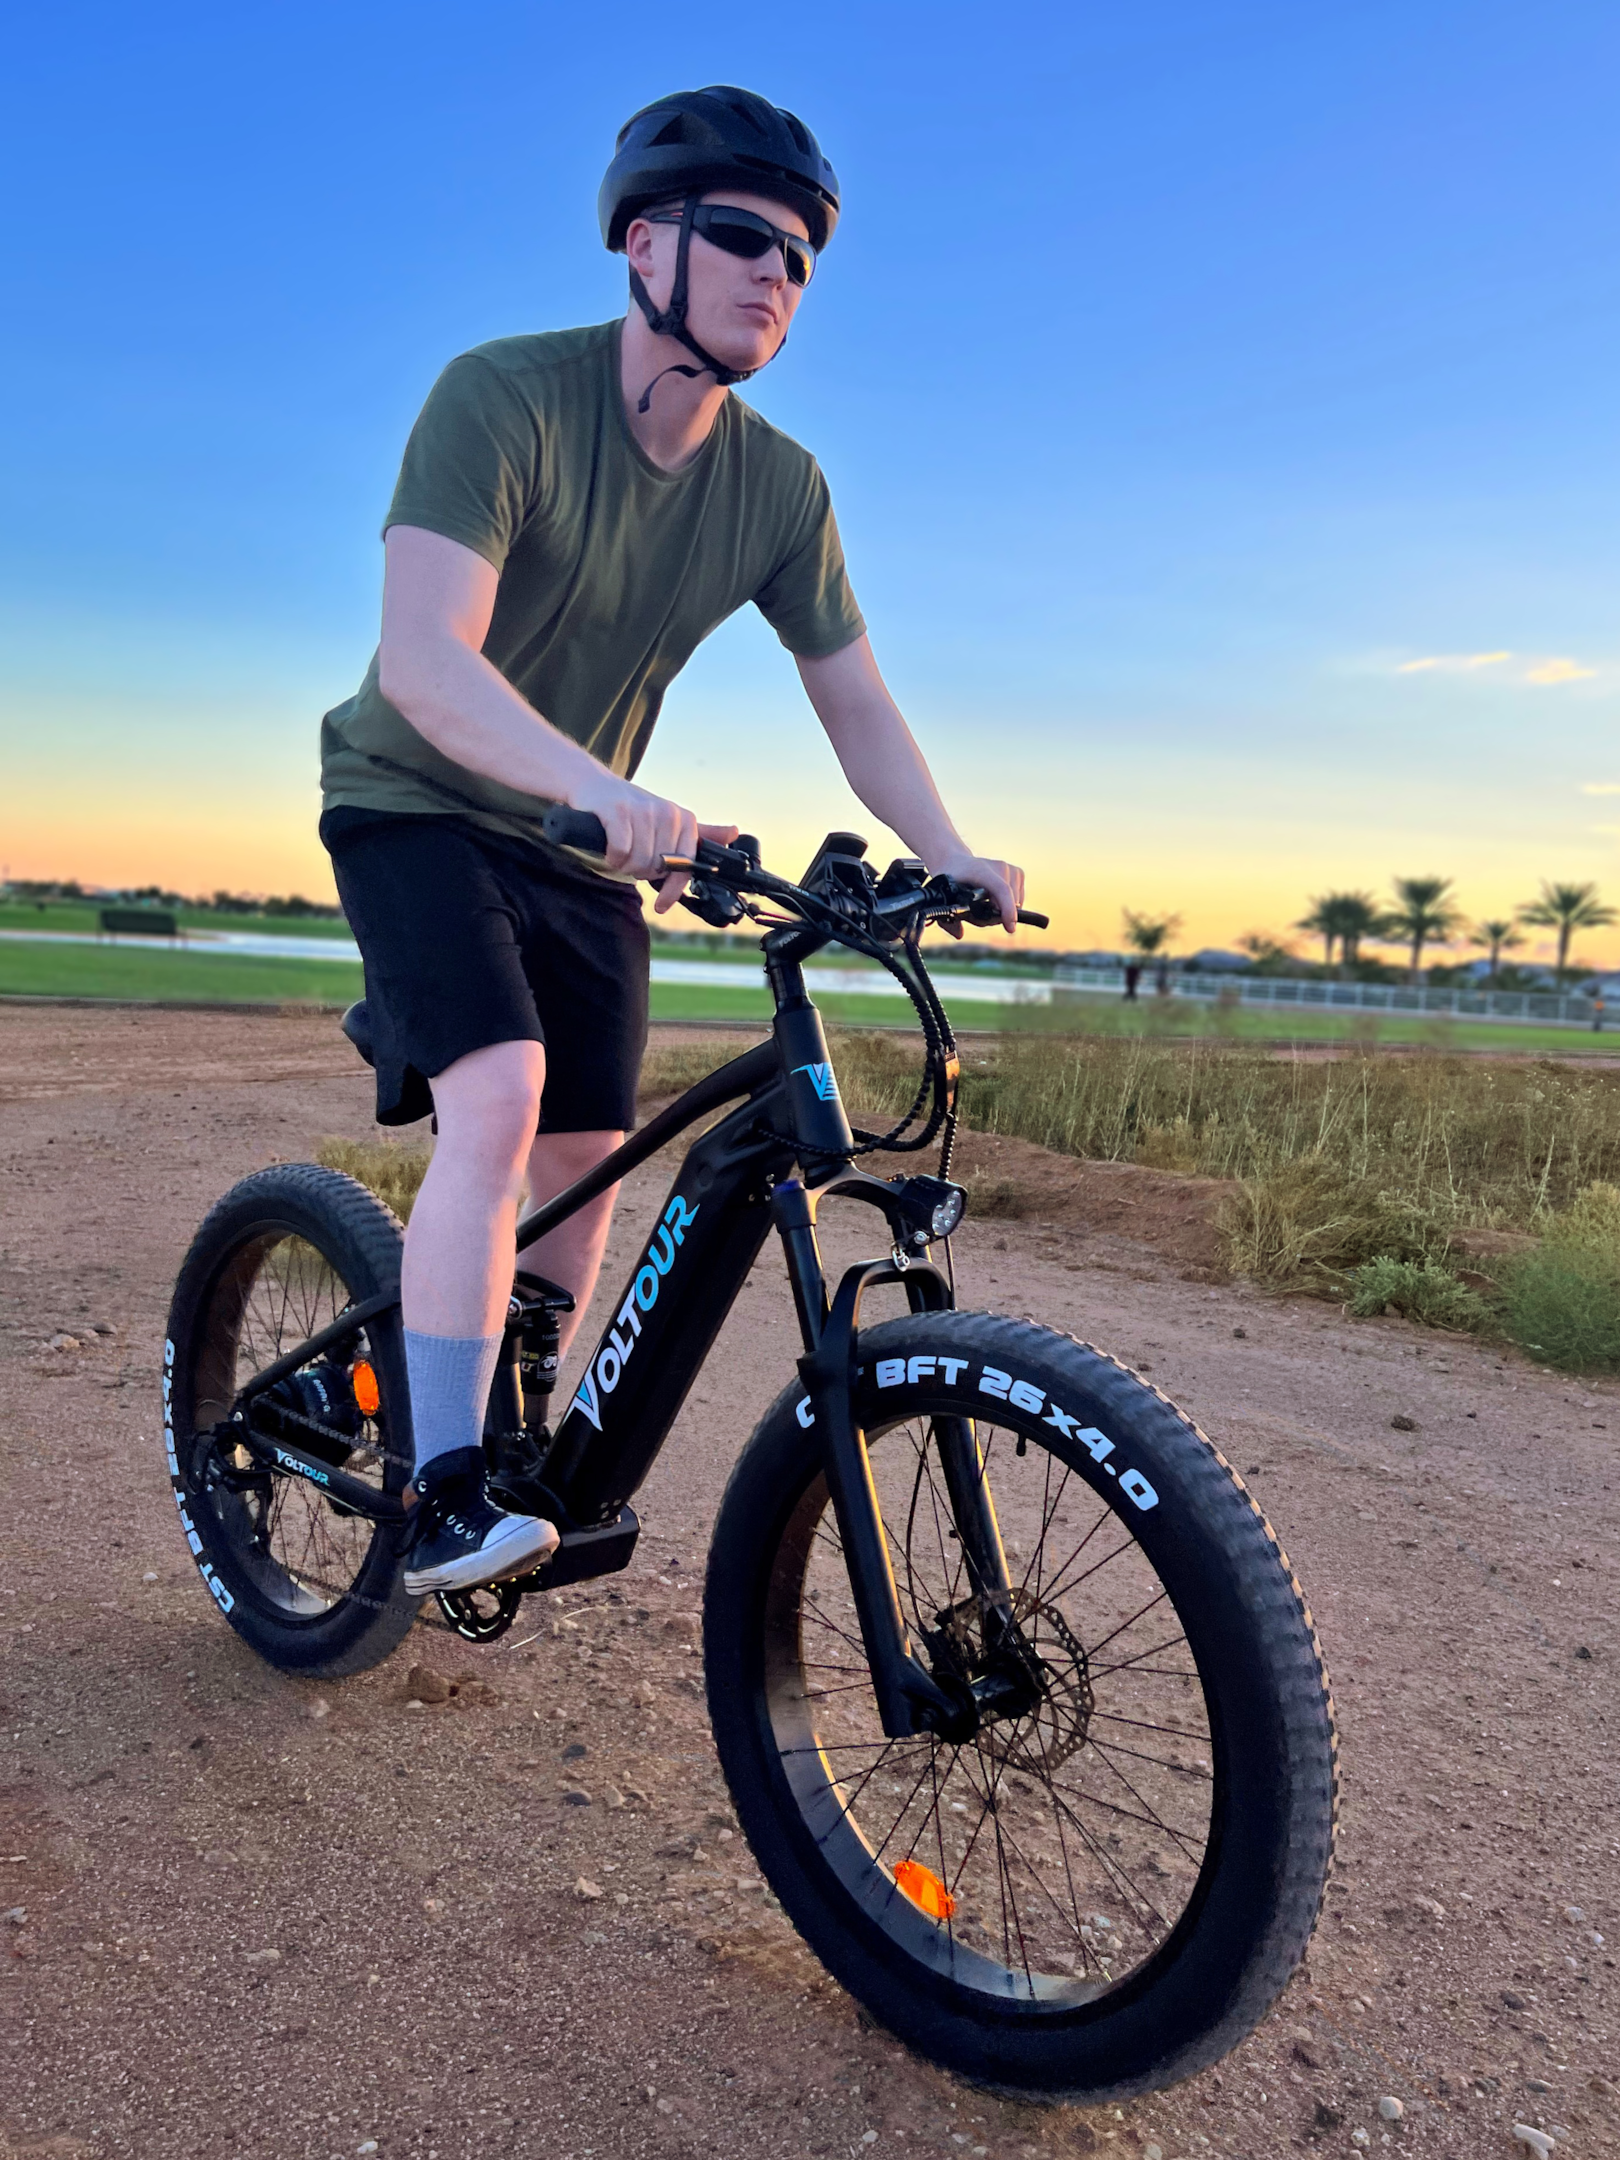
326,1030,1620,1368
316,1136,430,1221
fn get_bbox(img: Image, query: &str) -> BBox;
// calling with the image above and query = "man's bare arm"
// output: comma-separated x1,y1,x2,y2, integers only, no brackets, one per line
796,635,1026,931
377,526,731,899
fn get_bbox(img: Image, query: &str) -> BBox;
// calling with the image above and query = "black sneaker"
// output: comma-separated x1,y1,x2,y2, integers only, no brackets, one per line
402,1448,558,1598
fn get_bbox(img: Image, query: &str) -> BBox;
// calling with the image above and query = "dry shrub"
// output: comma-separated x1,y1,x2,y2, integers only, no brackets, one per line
1346,1256,1491,1331
957,1034,1620,1234
1134,1120,1204,1175
1500,1180,1620,1372
960,1172,1036,1221
1216,1158,1445,1284
316,1136,431,1221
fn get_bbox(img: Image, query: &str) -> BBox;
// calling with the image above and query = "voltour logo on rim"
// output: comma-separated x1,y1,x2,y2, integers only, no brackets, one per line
567,1194,700,1431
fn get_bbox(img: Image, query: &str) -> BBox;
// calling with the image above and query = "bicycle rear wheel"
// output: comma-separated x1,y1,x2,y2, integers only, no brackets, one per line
705,1310,1336,2100
163,1163,419,1676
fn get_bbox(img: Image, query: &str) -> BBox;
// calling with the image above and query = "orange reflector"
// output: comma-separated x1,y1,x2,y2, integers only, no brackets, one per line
352,1359,381,1417
894,1859,956,1921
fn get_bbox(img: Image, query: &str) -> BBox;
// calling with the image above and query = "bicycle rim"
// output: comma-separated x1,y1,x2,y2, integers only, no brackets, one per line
190,1231,396,1622
762,1411,1217,2005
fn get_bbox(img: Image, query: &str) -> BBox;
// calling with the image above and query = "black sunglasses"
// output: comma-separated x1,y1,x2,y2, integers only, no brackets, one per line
648,204,817,289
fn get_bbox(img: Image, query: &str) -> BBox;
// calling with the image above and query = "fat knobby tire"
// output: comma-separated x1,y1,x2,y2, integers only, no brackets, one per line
704,1310,1338,2101
163,1163,420,1676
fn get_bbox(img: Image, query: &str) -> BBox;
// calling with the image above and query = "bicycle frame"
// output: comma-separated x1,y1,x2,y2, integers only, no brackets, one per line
225,942,1017,1742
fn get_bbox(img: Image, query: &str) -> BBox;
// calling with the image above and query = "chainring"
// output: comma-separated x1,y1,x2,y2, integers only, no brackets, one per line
435,1579,523,1643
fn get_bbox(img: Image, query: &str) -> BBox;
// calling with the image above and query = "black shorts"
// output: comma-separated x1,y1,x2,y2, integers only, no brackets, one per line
321,809,649,1133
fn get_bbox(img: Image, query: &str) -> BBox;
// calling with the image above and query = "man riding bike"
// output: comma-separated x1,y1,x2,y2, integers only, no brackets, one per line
317,84,1025,1601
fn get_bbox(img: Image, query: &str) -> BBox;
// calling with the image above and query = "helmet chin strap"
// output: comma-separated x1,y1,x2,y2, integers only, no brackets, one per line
629,193,787,415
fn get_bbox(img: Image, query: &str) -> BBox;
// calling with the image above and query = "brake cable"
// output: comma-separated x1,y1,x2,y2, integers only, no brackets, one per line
739,886,963,1171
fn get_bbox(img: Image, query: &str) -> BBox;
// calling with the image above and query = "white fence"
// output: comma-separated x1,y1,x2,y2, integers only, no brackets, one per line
1051,964,1605,1029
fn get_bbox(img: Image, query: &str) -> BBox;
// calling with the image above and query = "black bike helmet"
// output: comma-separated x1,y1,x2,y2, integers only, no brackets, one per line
599,84,840,254
602,86,840,409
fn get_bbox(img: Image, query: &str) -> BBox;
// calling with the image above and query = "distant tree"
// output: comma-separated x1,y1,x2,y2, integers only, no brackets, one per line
1121,909,1183,958
1472,917,1524,987
1336,895,1385,969
1295,892,1383,977
1235,931,1299,975
1384,875,1463,984
1518,881,1618,984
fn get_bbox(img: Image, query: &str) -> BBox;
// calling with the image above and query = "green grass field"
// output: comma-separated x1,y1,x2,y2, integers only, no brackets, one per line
0,939,366,1005
3,934,1617,1054
0,901,355,939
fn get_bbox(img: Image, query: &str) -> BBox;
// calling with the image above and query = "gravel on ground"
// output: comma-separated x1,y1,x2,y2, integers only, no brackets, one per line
1,1007,1615,2160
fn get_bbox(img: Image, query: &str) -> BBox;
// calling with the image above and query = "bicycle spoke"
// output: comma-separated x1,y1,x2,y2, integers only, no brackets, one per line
769,1402,1217,2001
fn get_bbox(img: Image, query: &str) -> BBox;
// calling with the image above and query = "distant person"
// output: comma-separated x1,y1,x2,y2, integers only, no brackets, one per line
1594,994,1605,1034
1155,956,1171,997
1123,960,1142,1001
316,86,1024,1598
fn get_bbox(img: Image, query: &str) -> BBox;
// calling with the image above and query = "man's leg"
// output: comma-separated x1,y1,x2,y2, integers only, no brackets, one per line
402,1038,547,1338
400,1039,545,1489
396,1037,561,1593
516,1128,625,1359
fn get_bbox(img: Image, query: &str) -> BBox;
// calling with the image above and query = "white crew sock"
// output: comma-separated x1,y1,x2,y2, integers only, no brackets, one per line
404,1329,505,1480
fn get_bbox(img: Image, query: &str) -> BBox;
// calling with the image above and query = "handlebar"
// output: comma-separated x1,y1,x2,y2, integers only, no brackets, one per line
541,807,613,854
538,806,1049,934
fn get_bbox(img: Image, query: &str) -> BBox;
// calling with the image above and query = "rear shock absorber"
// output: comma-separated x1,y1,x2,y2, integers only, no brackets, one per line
485,1270,575,1514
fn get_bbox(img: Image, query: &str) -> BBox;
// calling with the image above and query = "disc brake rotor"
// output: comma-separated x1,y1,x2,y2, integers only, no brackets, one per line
928,1588,1095,1774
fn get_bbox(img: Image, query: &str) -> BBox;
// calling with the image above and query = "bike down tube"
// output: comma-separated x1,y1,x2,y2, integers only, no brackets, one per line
530,960,866,1521
540,1082,797,1524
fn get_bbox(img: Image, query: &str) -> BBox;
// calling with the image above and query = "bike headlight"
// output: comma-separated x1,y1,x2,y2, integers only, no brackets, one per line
930,1189,966,1238
896,1175,967,1241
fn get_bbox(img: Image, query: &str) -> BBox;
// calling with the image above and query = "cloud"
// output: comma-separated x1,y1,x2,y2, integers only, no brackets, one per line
1392,650,1599,685
1396,651,1511,674
1526,657,1597,684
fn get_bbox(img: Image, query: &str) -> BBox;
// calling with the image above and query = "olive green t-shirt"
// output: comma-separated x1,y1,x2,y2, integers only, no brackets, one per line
320,318,865,846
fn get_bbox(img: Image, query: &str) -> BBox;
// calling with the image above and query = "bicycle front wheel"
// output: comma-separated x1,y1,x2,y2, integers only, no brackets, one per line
705,1310,1337,2100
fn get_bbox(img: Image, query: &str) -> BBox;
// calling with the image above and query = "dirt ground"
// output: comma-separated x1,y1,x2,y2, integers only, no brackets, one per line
1,1005,1616,2160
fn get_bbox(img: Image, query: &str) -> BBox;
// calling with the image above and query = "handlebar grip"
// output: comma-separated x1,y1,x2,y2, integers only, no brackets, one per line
540,807,609,855
1017,908,1050,930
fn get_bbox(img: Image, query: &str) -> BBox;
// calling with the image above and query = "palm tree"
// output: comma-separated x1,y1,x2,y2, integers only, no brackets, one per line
1335,895,1385,971
1518,881,1618,984
1472,917,1523,987
1121,909,1183,958
1384,875,1463,985
1295,892,1383,977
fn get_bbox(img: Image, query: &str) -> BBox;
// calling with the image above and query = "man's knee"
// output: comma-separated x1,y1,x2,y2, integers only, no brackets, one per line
533,1128,624,1175
431,1040,546,1160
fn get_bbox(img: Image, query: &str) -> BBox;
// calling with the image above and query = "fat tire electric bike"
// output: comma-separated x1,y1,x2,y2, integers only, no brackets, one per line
162,819,1337,2101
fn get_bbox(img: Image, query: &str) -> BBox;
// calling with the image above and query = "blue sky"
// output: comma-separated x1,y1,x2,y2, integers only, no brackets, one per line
3,1,1617,960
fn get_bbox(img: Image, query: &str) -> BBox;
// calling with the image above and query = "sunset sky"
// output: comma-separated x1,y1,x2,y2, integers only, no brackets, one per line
3,2,1617,966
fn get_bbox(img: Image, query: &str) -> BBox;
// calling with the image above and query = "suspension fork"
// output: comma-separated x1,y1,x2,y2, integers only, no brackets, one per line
773,1181,967,1741
932,1413,1016,1616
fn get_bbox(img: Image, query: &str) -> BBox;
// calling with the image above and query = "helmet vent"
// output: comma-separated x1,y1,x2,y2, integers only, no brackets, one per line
649,116,687,147
783,112,811,154
724,97,769,137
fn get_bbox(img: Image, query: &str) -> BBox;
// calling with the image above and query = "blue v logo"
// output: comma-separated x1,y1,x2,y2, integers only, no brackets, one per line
793,1061,841,1103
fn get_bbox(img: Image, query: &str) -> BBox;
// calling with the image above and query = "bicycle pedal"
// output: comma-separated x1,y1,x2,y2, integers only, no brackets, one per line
488,1472,553,1518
